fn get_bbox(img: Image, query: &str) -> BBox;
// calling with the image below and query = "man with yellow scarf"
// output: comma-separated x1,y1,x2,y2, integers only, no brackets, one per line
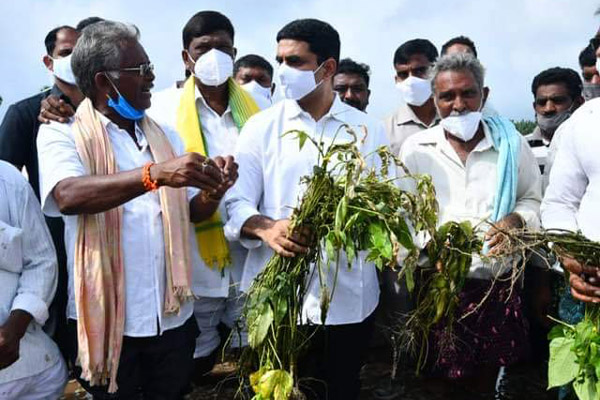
148,11,259,381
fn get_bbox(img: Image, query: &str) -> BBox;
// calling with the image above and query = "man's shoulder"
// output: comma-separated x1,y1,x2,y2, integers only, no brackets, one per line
0,160,28,189
243,100,287,129
5,91,47,119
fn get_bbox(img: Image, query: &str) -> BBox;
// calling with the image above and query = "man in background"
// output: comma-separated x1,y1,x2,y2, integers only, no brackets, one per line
333,58,371,111
385,38,439,155
233,54,274,109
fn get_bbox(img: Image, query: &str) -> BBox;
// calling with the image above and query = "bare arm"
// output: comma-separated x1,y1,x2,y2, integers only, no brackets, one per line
54,153,223,215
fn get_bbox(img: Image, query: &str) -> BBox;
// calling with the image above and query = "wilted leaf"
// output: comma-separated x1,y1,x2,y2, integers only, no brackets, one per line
248,302,274,349
547,337,578,388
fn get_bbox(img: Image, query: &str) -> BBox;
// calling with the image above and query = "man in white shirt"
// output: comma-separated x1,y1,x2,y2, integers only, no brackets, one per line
233,54,275,110
0,160,67,400
148,11,253,381
225,18,388,400
542,96,600,303
527,67,583,178
399,53,541,394
37,21,237,398
384,39,440,156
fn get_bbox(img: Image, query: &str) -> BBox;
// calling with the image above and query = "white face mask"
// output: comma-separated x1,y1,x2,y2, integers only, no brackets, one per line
51,54,77,85
241,80,272,109
440,110,483,142
192,49,233,86
395,75,432,106
276,63,323,100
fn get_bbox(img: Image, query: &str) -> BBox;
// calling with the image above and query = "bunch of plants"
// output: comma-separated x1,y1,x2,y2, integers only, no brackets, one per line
238,127,438,400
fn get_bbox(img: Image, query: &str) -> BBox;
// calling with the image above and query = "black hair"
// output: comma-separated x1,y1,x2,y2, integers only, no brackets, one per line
44,25,75,55
336,58,371,87
393,39,438,65
234,54,274,78
276,19,340,64
531,67,583,100
579,45,596,68
76,17,104,32
441,35,478,58
182,11,234,50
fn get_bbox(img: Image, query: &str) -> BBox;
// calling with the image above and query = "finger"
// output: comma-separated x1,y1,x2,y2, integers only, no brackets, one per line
198,164,224,184
186,170,222,191
485,229,497,241
280,237,309,254
44,109,68,123
571,287,600,303
273,243,295,258
289,230,311,246
213,156,226,169
223,156,235,175
561,258,584,275
569,274,600,299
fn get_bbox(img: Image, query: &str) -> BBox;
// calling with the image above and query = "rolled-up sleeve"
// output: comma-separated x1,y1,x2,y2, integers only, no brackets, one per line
37,120,85,217
223,119,263,248
11,183,57,325
541,126,585,232
514,138,542,230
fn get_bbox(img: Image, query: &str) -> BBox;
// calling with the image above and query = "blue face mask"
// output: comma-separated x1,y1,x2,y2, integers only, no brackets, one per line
105,75,145,121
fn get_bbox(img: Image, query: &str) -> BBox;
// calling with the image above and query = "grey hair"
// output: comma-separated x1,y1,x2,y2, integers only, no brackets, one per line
71,20,140,99
430,52,485,93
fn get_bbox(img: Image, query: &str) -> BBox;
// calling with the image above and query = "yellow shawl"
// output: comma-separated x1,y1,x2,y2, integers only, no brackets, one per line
176,76,260,270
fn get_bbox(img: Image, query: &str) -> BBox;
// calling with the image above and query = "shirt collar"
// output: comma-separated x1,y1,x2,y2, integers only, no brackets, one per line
97,112,148,151
285,94,349,123
194,83,232,116
394,101,439,127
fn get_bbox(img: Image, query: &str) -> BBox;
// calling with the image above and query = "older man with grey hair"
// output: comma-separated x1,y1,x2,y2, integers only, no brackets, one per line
398,53,541,395
37,20,238,398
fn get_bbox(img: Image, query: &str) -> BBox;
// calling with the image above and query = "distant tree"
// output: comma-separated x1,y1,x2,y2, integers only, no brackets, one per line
0,95,2,107
511,119,536,136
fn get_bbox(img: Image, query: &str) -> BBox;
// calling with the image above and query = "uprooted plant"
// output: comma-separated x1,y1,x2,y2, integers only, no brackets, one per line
238,126,438,400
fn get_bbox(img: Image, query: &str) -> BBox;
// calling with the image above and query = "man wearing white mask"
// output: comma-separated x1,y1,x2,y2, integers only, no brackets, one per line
225,18,389,400
527,67,583,179
398,53,541,396
385,38,439,156
233,54,275,110
147,10,258,383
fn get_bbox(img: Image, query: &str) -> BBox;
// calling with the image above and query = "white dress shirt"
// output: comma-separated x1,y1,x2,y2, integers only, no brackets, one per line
37,115,196,337
542,98,600,241
148,84,247,297
0,161,62,384
225,96,388,325
399,123,542,279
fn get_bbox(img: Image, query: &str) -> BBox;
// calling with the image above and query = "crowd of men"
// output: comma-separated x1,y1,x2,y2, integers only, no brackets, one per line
0,9,599,400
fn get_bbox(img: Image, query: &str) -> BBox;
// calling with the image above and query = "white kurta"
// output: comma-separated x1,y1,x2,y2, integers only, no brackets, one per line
225,96,388,325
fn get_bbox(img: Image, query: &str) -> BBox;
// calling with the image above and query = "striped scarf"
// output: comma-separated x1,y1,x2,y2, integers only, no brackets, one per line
72,98,193,392
176,76,260,270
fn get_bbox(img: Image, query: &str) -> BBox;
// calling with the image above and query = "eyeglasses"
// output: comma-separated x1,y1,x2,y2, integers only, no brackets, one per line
110,62,154,77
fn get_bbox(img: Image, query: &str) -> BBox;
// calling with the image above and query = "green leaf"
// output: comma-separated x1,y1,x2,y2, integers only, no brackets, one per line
298,131,308,151
248,302,274,349
548,337,578,388
253,369,293,400
548,324,567,340
574,377,598,400
273,298,288,325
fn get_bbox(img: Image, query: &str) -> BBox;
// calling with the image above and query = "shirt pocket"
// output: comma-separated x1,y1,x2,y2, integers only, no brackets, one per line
0,220,23,274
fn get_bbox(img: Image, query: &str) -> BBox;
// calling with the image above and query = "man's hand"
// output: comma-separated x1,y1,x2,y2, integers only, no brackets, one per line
151,153,223,192
0,311,32,370
485,213,525,255
561,255,600,303
212,155,239,198
253,218,311,258
38,95,75,124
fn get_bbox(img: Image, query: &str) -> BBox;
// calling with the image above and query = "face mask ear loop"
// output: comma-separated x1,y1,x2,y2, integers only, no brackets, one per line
103,73,121,102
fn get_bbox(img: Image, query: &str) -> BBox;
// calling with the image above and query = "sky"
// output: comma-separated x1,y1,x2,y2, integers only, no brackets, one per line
1,0,599,122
